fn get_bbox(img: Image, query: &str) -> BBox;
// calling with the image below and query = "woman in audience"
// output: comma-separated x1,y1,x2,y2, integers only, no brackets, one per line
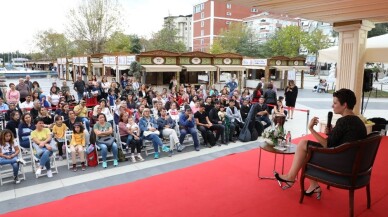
274,89,367,198
31,81,42,96
32,92,40,102
31,118,56,178
18,113,36,149
6,111,20,138
70,122,86,171
135,105,145,123
139,108,169,159
99,99,114,125
168,102,180,122
126,94,137,110
39,95,50,108
93,113,119,168
6,83,20,105
100,76,110,99
118,113,143,162
0,129,26,184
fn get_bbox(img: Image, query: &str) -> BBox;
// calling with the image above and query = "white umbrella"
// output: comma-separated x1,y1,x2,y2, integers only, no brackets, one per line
318,33,388,63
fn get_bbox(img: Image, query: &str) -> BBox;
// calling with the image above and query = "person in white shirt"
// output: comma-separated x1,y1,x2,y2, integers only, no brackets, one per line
0,97,9,111
19,95,34,112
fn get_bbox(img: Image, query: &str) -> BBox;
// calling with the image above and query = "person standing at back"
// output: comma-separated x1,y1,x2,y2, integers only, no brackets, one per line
74,76,86,102
16,78,30,103
285,80,298,119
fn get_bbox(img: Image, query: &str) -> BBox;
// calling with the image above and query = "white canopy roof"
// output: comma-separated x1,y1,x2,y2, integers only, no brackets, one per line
319,34,388,63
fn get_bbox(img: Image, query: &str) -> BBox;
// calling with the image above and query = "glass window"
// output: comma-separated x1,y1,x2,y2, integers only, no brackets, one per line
227,3,232,9
201,12,205,19
226,12,232,16
201,21,204,27
201,30,204,36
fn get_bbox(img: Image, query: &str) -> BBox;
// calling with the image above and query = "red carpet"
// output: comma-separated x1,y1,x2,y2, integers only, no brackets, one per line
3,136,388,217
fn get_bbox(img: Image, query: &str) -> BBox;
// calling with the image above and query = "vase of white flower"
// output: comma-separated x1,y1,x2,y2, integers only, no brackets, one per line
262,124,285,146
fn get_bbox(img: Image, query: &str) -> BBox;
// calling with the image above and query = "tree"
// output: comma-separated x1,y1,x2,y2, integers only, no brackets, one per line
209,38,226,54
66,0,123,54
267,25,307,57
104,31,131,53
148,17,187,52
129,35,142,54
35,29,70,59
368,23,388,38
129,61,142,80
303,29,331,69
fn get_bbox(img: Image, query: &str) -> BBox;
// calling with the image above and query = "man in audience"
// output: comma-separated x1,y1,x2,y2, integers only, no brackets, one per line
204,96,214,115
194,104,213,148
179,107,200,151
30,100,41,120
73,100,90,131
19,95,34,112
255,96,271,129
208,101,226,144
16,78,30,103
74,75,86,102
5,103,22,121
0,97,9,111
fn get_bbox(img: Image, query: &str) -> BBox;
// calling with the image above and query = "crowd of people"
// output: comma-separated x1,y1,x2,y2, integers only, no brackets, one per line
0,73,299,184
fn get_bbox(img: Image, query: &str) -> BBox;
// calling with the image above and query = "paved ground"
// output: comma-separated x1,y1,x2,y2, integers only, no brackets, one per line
1,74,387,214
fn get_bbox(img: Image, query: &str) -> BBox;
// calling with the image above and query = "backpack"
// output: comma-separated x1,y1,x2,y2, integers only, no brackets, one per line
87,149,98,167
206,130,216,146
118,148,127,162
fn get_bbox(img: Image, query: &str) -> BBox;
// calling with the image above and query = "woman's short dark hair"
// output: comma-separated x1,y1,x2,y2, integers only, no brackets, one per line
97,113,107,121
267,83,273,89
333,88,356,109
10,111,20,120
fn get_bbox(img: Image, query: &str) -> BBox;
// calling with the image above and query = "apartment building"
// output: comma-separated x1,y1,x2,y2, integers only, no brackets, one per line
164,15,193,51
192,0,259,52
243,12,299,43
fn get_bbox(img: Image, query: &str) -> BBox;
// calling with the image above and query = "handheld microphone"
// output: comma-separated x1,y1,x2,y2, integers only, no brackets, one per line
327,111,333,131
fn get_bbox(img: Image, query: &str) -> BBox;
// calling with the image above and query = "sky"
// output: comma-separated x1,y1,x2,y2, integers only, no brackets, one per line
0,0,203,53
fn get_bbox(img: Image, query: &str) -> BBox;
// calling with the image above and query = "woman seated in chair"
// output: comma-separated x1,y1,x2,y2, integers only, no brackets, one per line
93,113,118,168
118,113,144,163
31,118,57,178
273,100,286,127
18,113,36,149
0,129,26,184
6,111,20,138
139,108,170,159
274,89,367,198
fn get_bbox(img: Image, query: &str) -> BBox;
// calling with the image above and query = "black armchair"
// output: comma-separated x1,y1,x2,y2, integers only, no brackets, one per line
299,132,382,217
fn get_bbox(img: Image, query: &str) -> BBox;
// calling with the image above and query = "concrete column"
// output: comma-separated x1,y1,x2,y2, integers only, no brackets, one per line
333,20,374,114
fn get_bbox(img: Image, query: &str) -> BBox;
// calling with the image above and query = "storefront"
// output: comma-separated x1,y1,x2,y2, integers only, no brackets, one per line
242,58,268,89
72,56,90,82
102,53,137,82
269,56,309,89
214,53,245,92
56,57,68,80
137,50,182,87
180,51,217,88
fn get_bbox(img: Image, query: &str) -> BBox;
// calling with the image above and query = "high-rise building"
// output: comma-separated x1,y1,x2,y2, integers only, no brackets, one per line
164,15,193,51
243,12,299,43
192,0,259,52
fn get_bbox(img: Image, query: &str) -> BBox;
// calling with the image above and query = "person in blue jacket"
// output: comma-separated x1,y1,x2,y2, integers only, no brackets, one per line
179,107,200,151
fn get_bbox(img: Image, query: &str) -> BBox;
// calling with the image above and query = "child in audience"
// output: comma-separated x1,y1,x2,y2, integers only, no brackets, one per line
70,123,86,171
0,129,26,184
52,116,68,160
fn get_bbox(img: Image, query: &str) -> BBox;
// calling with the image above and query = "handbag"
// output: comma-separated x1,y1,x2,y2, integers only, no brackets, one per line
143,130,160,137
96,136,115,147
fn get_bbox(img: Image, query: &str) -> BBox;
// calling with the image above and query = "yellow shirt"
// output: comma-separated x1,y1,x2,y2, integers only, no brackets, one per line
70,133,85,146
52,124,68,139
74,105,87,117
31,128,51,142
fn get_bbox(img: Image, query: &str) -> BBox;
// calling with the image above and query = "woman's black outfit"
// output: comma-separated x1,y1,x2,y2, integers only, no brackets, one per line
308,115,367,148
285,86,298,107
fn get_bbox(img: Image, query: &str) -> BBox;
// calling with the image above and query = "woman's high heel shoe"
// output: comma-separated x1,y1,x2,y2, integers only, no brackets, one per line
273,171,295,190
304,186,322,200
